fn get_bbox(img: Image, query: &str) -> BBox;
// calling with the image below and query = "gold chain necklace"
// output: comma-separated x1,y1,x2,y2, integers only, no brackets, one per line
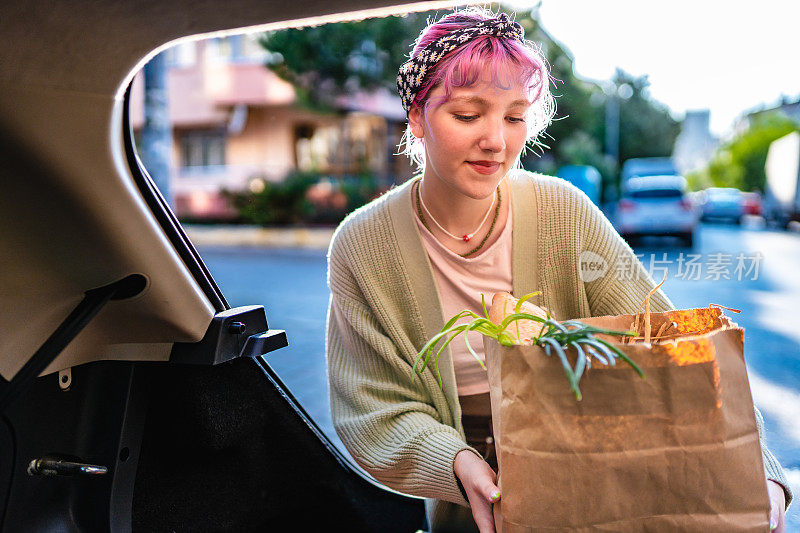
415,178,502,258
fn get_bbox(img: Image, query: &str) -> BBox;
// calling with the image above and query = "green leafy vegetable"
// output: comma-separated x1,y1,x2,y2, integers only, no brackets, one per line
412,293,640,400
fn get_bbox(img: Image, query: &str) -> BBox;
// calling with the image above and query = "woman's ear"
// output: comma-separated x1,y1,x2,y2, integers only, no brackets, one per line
408,106,424,139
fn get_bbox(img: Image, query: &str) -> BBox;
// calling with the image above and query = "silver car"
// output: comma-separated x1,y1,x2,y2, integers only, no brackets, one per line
697,187,746,224
615,175,698,247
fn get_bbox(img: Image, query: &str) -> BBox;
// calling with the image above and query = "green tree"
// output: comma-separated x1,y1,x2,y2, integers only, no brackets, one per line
614,69,680,167
517,22,678,196
557,131,616,180
516,13,605,174
690,113,799,192
259,11,436,108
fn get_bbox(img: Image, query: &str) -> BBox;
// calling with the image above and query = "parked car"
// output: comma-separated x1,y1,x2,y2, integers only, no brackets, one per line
764,131,800,228
556,165,602,205
615,175,698,247
619,157,678,195
0,1,439,531
742,191,763,217
696,187,746,224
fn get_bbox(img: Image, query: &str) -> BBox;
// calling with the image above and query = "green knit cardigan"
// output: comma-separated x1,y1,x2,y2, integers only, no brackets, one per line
325,171,791,508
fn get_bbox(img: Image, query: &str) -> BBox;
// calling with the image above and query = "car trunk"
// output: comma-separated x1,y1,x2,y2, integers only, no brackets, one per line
0,0,456,530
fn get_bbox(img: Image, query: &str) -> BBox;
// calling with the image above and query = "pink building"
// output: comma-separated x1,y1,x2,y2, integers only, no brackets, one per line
130,35,411,220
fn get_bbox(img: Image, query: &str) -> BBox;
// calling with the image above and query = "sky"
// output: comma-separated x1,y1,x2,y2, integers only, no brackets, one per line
504,0,800,136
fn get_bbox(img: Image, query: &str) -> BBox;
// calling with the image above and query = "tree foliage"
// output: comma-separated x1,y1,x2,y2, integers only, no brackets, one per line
259,11,435,107
688,113,799,192
518,15,605,177
614,70,680,166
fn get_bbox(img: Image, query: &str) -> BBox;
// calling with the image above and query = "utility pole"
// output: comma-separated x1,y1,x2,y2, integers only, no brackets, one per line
141,51,173,207
603,80,621,203
604,81,620,167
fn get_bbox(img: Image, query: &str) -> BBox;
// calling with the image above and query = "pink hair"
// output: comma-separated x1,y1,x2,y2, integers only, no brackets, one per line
401,8,555,170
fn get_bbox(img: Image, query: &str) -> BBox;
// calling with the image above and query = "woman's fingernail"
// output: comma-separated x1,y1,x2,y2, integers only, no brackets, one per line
490,490,501,502
770,517,777,530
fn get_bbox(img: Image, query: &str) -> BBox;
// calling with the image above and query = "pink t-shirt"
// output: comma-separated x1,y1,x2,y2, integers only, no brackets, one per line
415,191,513,396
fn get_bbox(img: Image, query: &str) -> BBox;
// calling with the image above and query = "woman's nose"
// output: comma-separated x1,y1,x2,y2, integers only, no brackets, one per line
478,120,506,153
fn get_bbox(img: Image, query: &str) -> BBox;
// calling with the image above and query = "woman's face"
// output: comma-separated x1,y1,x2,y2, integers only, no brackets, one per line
409,75,531,200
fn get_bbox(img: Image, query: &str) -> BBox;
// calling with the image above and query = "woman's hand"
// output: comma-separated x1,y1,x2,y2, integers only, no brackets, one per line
454,449,500,533
767,479,786,532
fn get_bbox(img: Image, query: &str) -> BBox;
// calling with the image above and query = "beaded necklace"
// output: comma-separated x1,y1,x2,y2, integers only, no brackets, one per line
415,178,502,258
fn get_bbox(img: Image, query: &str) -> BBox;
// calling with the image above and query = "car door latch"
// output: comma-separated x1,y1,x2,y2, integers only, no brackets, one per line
170,305,288,365
27,455,108,477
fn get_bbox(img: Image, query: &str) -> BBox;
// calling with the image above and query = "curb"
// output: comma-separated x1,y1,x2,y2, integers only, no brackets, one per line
184,225,335,250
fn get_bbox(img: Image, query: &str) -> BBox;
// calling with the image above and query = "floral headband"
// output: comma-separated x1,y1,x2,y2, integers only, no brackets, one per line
396,13,525,113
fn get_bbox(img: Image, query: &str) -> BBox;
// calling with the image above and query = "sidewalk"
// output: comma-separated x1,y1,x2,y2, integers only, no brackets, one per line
184,224,335,250
185,220,800,250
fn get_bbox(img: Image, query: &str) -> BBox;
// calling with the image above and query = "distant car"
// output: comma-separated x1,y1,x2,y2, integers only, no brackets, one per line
742,191,763,216
556,165,601,205
615,175,697,247
620,157,678,196
697,187,745,224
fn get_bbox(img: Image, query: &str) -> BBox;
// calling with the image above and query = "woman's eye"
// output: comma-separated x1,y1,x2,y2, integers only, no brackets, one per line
507,116,526,123
453,114,478,122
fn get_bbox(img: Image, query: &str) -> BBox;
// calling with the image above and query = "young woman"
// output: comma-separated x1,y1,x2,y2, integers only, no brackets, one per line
326,8,790,532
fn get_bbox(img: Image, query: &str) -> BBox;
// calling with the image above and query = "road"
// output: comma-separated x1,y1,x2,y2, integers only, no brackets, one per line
199,220,799,526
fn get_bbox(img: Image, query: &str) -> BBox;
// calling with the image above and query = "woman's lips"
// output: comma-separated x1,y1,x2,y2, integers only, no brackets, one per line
467,161,501,174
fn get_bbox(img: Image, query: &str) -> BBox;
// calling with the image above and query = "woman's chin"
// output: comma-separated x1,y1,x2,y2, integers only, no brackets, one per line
459,182,503,201
459,170,505,197
425,168,504,200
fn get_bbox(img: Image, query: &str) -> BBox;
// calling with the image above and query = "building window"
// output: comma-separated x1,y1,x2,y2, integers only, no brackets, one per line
180,130,226,168
206,35,269,64
205,37,234,64
295,123,338,173
164,41,197,68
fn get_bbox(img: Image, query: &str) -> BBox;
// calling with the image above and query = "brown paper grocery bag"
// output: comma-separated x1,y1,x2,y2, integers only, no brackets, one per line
484,308,770,532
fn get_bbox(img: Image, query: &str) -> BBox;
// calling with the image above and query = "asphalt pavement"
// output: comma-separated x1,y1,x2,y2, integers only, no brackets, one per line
197,219,800,526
